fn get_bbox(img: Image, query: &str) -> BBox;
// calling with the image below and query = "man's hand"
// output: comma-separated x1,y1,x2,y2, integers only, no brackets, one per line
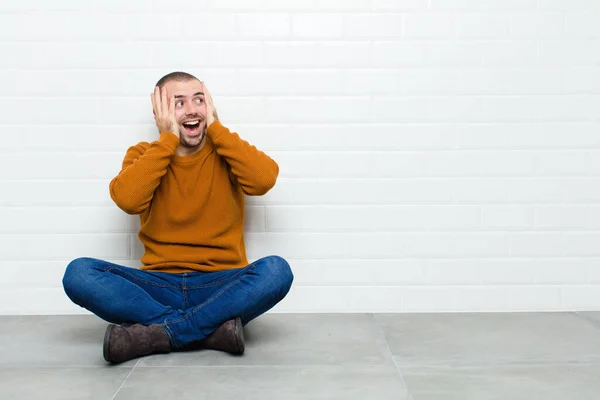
202,82,219,127
151,86,179,139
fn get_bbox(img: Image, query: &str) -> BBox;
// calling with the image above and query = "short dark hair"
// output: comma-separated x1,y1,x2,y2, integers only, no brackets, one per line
155,71,200,89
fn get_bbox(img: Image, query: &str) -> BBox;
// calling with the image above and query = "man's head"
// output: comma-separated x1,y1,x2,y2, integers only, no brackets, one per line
155,71,207,149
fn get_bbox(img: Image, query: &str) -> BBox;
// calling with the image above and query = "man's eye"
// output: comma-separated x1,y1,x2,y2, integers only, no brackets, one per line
194,98,203,104
175,101,183,107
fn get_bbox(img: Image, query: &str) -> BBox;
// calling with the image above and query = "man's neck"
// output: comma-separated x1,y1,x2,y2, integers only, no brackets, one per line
175,135,207,157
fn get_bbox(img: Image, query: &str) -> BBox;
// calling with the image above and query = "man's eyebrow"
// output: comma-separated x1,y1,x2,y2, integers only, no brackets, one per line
174,92,204,99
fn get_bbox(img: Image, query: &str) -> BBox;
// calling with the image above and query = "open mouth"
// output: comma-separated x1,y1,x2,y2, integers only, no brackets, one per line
182,119,202,136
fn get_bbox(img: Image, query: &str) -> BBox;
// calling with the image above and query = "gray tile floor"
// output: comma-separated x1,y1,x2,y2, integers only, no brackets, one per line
2,312,600,399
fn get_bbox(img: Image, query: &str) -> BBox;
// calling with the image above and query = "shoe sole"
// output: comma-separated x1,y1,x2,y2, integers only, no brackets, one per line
103,324,116,362
234,316,245,354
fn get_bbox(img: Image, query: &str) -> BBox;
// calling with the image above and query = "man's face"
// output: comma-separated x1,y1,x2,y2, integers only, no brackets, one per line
162,79,207,148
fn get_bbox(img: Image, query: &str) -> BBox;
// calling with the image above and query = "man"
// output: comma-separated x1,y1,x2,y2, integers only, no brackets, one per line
62,71,293,364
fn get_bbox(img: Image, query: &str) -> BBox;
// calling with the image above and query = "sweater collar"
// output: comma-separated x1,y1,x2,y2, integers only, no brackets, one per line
171,134,214,165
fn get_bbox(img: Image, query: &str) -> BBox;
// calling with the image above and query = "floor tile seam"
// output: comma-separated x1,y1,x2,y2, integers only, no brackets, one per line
369,313,412,398
132,363,399,369
575,311,600,329
395,360,600,370
0,365,134,369
110,359,140,400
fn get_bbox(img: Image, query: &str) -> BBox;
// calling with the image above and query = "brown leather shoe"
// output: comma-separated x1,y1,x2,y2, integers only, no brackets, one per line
103,323,171,364
191,317,245,354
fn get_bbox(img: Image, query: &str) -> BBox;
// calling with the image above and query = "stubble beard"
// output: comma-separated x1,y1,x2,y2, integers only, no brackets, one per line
179,121,207,148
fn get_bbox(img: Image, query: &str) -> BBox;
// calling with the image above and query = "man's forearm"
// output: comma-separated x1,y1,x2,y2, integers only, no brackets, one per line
208,121,279,196
109,132,179,214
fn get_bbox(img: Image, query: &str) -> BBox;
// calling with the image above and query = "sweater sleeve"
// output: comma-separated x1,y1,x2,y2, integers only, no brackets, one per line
109,132,180,214
207,121,279,196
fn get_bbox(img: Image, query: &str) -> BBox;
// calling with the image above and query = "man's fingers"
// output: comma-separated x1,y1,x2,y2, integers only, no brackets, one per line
205,84,217,119
153,86,161,116
151,87,160,116
208,90,215,107
204,83,211,102
203,82,213,107
169,93,175,116
161,87,168,116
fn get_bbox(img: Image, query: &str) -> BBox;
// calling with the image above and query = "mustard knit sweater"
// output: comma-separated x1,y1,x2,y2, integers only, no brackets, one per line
109,121,279,273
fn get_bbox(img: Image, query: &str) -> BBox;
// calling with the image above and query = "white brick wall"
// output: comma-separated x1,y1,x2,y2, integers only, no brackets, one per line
1,0,600,314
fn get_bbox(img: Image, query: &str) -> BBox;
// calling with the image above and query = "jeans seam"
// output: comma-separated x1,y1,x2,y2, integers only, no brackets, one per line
104,266,177,288
161,322,176,347
168,278,241,325
166,279,239,348
164,263,258,347
185,261,259,289
182,273,189,309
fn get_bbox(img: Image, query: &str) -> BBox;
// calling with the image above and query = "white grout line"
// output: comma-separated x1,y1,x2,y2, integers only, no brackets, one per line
110,359,141,400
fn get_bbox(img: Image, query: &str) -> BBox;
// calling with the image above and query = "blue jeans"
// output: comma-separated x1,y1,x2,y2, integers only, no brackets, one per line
62,256,293,348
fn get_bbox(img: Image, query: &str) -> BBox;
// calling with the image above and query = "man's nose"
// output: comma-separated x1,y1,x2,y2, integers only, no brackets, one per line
183,101,196,115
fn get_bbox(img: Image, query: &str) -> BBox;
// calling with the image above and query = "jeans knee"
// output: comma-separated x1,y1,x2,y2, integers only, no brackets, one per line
264,255,294,294
62,257,95,297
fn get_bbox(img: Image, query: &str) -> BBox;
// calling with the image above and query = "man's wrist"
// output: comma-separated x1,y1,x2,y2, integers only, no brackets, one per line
159,131,180,150
206,120,224,138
